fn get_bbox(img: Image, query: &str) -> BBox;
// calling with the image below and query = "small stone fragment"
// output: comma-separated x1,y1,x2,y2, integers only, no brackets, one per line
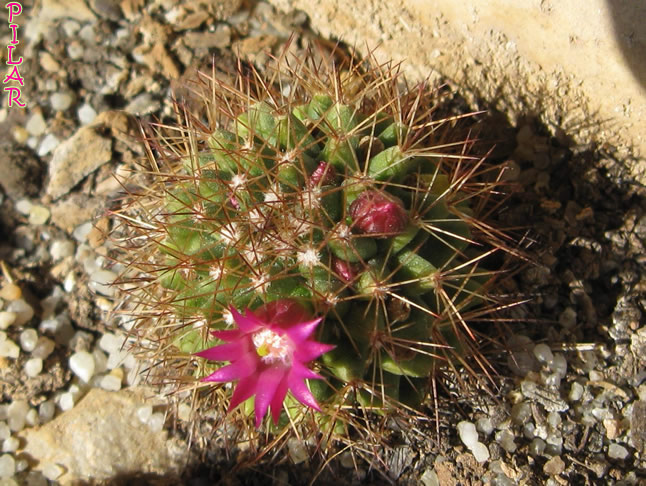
457,421,478,448
31,337,55,359
607,443,629,460
287,437,308,464
69,351,95,382
543,455,565,476
2,437,19,453
100,374,122,391
38,401,55,423
0,313,16,330
41,462,65,481
37,134,60,157
177,404,191,422
50,240,75,261
89,270,118,297
25,113,46,136
77,104,97,125
19,329,38,352
25,358,43,377
59,393,75,411
0,340,19,359
147,413,165,432
136,405,153,424
569,382,584,402
0,453,15,477
7,400,29,432
470,442,490,463
50,92,74,111
533,343,554,364
6,299,34,326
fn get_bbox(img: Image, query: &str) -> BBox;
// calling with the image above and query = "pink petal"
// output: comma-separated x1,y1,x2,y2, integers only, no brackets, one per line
228,375,258,411
253,366,287,428
202,352,257,382
212,329,244,341
294,341,335,362
195,340,247,362
285,318,322,344
290,361,323,380
230,306,263,333
288,376,321,411
270,376,289,425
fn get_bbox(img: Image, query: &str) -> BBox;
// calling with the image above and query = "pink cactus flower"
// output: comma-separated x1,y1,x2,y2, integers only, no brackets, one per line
349,190,408,236
195,299,333,427
332,257,358,283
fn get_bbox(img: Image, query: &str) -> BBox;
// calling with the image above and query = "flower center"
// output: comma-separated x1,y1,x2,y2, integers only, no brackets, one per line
252,329,292,365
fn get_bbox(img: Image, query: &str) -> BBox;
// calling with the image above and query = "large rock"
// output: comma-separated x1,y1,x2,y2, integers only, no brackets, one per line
19,388,189,484
268,0,646,183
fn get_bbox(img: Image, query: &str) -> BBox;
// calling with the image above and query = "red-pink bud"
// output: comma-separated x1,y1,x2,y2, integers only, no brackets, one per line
332,257,357,282
309,161,336,187
349,190,408,236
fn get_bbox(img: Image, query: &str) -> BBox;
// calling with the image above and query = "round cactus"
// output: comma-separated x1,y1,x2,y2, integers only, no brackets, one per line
114,45,509,454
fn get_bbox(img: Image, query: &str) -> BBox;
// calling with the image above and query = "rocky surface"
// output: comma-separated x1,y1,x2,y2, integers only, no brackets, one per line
0,0,643,485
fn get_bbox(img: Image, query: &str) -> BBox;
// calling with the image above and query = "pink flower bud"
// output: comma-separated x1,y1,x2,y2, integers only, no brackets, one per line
308,161,336,187
332,257,357,282
349,190,408,236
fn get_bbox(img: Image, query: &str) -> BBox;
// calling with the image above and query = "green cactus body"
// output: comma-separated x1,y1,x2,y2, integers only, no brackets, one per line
119,50,505,441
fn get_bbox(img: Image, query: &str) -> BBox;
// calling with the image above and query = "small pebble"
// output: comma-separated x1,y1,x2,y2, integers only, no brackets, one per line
69,351,95,382
58,392,75,411
6,299,34,326
569,382,584,402
607,443,629,460
19,329,38,352
100,374,121,391
511,401,532,425
543,455,565,476
1,438,18,453
92,349,108,374
177,403,191,422
31,337,55,360
78,103,97,125
50,240,75,261
25,408,39,427
0,313,16,331
42,462,65,481
470,442,490,463
529,438,546,456
0,340,19,359
558,307,576,329
24,358,43,377
7,401,29,432
0,424,8,441
89,270,118,297
533,343,554,364
72,222,93,242
287,437,308,464
136,405,152,424
50,92,73,111
38,401,55,423
0,454,15,477
15,199,32,215
37,134,59,157
25,113,46,136
496,429,517,453
457,421,478,448
476,417,494,435
28,205,50,225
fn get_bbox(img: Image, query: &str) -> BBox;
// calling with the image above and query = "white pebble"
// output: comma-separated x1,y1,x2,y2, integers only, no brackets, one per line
99,333,122,354
24,358,43,377
6,299,34,326
569,382,584,402
72,222,93,242
50,240,75,261
457,421,478,448
31,337,55,359
7,401,29,432
19,329,38,352
37,134,59,157
15,199,32,215
1,438,18,453
92,349,108,374
607,443,629,460
100,374,121,391
63,272,76,292
58,392,75,411
0,340,19,359
136,405,152,424
77,103,97,125
0,454,15,477
89,270,118,297
470,442,490,463
0,313,16,331
147,413,165,432
25,113,46,136
69,351,95,382
25,409,39,427
475,417,494,436
28,205,50,225
106,349,129,370
550,353,567,378
42,462,64,481
0,424,8,441
50,92,73,111
533,343,554,364
496,429,517,453
38,401,55,423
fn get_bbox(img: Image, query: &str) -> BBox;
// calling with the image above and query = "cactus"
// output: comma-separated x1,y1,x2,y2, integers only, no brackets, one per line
114,44,509,460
